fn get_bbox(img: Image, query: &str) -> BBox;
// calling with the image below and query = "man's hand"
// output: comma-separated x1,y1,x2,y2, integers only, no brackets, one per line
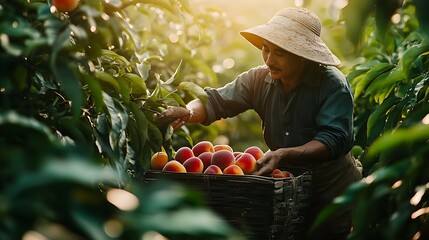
252,150,282,176
159,106,191,129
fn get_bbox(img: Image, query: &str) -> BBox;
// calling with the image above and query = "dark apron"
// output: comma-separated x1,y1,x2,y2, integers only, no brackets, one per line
287,152,363,238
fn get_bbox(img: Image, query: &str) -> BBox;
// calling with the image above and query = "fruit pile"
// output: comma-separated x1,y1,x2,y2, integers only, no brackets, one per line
150,141,293,178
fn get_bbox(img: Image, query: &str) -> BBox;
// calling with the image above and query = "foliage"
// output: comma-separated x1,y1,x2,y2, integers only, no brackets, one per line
0,0,242,239
314,0,429,239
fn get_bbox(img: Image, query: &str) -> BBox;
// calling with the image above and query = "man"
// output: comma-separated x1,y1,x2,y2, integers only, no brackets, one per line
161,7,362,240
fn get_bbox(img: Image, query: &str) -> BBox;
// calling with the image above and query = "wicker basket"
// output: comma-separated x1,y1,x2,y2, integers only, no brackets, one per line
143,167,312,240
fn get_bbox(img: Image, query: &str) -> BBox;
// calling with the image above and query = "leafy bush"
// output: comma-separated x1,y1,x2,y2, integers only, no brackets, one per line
0,0,241,239
315,1,429,239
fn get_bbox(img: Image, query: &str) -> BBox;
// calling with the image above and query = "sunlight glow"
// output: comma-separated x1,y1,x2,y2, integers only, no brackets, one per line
391,13,401,24
223,58,235,69
294,0,304,7
364,175,375,184
411,207,429,219
104,219,123,238
169,33,180,43
333,0,348,9
422,114,429,124
22,231,48,240
410,186,427,206
106,188,139,211
142,231,168,240
391,180,402,189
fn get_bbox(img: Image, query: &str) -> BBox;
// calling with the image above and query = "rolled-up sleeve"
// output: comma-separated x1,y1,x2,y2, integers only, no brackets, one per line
313,79,354,159
202,68,260,125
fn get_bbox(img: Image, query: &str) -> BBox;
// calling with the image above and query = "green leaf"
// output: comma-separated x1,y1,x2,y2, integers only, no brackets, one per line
177,81,208,104
163,59,183,85
123,73,147,97
95,70,120,91
399,43,429,79
368,124,429,157
354,63,395,99
136,60,151,81
51,60,83,117
367,96,401,143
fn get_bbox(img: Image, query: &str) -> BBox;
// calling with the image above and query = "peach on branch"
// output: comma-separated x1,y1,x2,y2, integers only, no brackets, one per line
52,0,79,12
183,157,204,173
174,146,194,164
162,160,186,173
203,165,223,174
150,152,169,170
211,149,235,171
235,153,257,174
223,165,244,175
244,146,264,160
192,141,214,157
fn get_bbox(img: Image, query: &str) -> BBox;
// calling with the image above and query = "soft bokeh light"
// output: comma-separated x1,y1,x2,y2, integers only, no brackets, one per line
222,58,235,69
104,219,123,238
142,231,168,240
391,13,401,24
422,114,429,124
106,188,139,211
22,231,48,240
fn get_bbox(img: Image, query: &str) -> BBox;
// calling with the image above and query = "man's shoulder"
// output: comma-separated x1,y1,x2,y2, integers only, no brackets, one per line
322,66,348,87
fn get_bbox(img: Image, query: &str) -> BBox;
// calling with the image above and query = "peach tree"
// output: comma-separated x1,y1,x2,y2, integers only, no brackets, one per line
0,0,240,239
315,0,429,239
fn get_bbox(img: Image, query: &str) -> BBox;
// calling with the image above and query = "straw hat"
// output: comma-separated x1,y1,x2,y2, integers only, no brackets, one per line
240,7,340,66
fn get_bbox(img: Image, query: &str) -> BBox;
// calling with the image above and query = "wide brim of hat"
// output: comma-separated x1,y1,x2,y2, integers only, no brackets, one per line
240,24,341,66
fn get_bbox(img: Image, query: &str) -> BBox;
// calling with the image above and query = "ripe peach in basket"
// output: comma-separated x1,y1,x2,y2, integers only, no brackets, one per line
235,153,257,174
183,157,204,173
244,146,264,160
272,169,294,178
204,165,223,174
162,160,186,173
150,151,169,170
211,149,235,171
198,151,213,171
192,140,214,157
223,165,244,175
174,146,194,164
213,144,233,152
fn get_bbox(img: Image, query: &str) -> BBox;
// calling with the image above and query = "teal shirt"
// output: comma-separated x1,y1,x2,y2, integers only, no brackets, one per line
203,63,354,162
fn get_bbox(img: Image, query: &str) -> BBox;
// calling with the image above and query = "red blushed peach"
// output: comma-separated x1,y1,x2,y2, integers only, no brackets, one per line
53,0,79,12
192,141,214,157
223,165,244,175
282,170,294,178
272,169,288,178
203,165,223,174
162,160,186,173
198,151,213,171
213,144,233,152
233,152,243,159
244,146,264,160
235,153,257,174
174,146,194,164
183,157,204,173
211,149,235,171
150,152,169,170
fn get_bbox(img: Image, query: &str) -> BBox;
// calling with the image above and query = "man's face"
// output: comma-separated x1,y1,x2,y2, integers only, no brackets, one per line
261,40,305,82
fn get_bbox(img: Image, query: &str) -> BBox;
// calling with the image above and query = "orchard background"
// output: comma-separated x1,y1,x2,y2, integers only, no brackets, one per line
1,0,428,239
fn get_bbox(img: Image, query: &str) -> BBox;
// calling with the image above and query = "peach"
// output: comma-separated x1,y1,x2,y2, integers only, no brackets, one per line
162,160,186,173
53,0,79,12
213,144,233,152
150,152,169,170
223,165,244,175
233,152,243,159
282,170,294,178
192,140,214,157
272,169,285,178
244,146,264,160
198,151,213,171
211,149,235,171
204,165,223,174
235,153,257,174
183,157,204,173
174,146,194,164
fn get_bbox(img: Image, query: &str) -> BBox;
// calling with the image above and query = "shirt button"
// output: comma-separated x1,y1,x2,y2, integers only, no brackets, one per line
285,132,290,136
